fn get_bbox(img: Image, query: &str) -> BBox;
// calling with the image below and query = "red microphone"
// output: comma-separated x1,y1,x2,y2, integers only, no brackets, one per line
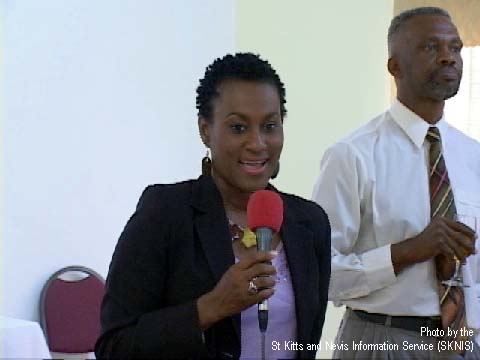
247,190,283,235
247,190,284,333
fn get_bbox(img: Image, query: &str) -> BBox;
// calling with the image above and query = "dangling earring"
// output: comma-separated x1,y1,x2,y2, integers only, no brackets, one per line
271,162,280,179
202,148,212,176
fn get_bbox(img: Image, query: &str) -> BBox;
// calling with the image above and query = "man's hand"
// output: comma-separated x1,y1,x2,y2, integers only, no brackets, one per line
391,217,476,275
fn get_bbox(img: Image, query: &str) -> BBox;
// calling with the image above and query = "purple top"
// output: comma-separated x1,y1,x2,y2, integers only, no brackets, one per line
238,243,297,359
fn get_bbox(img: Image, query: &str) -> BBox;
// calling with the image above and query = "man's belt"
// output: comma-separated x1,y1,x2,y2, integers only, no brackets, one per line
352,309,442,335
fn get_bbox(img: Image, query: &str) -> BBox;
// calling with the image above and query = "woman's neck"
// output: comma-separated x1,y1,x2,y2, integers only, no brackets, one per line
222,193,249,228
211,174,251,226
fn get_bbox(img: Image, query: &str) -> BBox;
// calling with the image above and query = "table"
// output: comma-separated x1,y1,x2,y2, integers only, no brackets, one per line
0,315,51,359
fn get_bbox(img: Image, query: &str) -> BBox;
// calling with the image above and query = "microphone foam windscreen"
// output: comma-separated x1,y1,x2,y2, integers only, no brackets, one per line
247,190,284,232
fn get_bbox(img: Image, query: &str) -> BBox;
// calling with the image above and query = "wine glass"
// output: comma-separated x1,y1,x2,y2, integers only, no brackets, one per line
442,214,477,288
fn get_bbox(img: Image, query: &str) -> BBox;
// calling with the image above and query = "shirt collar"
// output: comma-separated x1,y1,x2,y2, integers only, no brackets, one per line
389,98,447,149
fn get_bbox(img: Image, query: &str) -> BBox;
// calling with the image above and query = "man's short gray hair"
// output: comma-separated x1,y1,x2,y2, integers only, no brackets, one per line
388,7,451,56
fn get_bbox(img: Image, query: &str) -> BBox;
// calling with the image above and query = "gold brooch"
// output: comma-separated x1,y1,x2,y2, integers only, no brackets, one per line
242,228,257,248
228,219,257,248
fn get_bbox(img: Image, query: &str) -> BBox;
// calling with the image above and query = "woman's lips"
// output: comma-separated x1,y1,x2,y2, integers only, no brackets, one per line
239,160,268,175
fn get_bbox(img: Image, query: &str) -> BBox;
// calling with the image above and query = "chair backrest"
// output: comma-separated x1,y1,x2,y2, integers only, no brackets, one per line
39,266,105,353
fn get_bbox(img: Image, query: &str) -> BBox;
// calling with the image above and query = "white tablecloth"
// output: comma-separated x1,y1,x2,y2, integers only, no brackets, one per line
0,316,51,359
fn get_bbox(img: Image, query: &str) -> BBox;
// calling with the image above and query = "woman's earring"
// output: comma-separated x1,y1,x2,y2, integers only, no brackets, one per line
271,162,280,179
202,149,212,176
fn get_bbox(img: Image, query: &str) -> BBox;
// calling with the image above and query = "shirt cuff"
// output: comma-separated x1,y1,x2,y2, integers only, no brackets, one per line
362,244,396,292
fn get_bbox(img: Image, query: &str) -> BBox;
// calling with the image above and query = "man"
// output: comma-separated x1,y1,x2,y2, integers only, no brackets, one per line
313,7,480,359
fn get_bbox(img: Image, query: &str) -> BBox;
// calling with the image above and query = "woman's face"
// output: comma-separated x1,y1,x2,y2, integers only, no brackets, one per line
199,79,283,196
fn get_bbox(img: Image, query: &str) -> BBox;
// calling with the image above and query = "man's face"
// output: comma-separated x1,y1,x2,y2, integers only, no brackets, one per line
392,15,463,102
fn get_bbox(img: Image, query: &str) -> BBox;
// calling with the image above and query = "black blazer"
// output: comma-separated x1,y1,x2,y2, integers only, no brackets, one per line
95,175,330,359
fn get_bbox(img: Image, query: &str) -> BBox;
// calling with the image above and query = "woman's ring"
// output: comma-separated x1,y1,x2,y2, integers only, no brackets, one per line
248,279,258,295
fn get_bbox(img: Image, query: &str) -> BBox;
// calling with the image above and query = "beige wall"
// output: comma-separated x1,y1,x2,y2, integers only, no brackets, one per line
236,0,392,198
236,1,393,357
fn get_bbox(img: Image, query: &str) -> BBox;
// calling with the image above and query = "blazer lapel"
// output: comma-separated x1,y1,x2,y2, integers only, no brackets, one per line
190,179,317,347
281,198,317,347
191,176,241,340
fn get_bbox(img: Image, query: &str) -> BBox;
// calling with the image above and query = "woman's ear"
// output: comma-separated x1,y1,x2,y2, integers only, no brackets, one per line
198,117,210,147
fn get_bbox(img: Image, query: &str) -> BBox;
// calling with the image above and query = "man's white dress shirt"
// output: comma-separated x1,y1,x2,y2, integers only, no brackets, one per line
312,99,480,343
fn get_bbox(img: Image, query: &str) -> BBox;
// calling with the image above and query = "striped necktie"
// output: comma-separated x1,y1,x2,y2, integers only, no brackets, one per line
426,126,467,351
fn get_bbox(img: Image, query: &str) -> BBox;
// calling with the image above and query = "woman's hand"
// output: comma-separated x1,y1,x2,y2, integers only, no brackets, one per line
197,250,277,330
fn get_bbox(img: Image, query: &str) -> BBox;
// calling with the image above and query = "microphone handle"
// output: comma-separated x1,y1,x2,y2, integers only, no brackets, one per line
256,227,273,252
255,227,273,333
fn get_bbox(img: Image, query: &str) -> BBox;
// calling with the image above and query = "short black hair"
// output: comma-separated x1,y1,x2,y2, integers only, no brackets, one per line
196,52,287,120
388,7,451,56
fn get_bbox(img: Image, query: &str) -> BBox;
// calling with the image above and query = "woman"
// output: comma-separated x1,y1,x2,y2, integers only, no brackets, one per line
95,53,330,359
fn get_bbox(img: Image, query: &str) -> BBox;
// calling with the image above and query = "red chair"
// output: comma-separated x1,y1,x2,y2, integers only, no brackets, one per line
39,266,105,359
